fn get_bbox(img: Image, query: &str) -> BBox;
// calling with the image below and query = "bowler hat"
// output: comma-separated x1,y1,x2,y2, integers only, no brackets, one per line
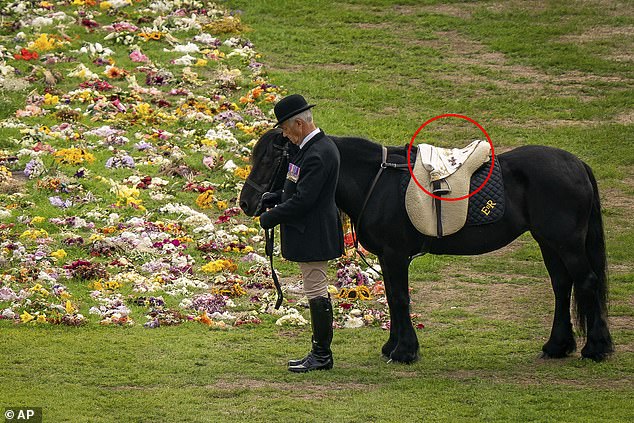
274,94,316,127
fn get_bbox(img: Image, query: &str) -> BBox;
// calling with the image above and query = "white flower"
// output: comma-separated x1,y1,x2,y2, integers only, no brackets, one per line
223,37,241,47
125,217,145,227
149,192,173,201
228,46,258,59
30,17,54,28
343,316,365,329
223,160,237,172
193,223,216,234
107,213,121,224
275,308,308,326
172,54,197,66
205,125,239,145
179,298,193,309
2,308,16,319
193,33,219,45
231,224,249,234
68,64,99,80
78,42,114,57
85,125,121,138
172,42,200,53
37,271,57,283
108,0,132,8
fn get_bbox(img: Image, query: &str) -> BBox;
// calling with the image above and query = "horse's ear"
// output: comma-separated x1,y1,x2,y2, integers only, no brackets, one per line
271,128,290,146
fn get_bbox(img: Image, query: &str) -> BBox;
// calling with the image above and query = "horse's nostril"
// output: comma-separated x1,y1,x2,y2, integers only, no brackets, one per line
239,201,248,213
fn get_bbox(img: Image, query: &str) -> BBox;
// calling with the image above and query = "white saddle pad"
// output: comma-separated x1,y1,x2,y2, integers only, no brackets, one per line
405,140,491,237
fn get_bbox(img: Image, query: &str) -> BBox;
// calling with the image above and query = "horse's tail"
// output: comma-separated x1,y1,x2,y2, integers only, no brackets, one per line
573,162,609,336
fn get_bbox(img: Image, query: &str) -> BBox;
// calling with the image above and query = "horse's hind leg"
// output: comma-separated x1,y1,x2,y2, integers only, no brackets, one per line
559,250,613,361
379,249,419,363
538,243,577,358
537,236,613,361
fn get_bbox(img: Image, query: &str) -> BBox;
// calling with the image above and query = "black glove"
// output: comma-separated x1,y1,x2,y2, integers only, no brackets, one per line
259,210,274,230
261,191,281,209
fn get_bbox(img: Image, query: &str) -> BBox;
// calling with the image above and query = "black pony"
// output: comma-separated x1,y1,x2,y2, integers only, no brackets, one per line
240,129,614,363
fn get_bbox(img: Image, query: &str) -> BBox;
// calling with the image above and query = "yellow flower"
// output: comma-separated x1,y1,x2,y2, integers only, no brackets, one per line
233,166,251,180
201,138,217,147
201,259,237,274
103,65,127,79
196,190,215,209
20,311,35,323
20,229,49,239
195,59,208,67
65,300,74,314
136,102,152,116
125,196,146,211
53,148,96,165
100,1,112,9
139,31,163,41
28,34,60,52
215,200,228,210
31,216,45,224
37,314,48,324
44,93,59,106
50,249,67,260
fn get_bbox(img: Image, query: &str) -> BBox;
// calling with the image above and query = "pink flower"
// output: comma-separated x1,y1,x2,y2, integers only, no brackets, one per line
203,156,215,169
129,50,149,63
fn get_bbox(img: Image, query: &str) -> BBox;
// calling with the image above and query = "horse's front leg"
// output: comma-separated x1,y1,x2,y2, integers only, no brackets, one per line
378,256,397,358
380,249,419,364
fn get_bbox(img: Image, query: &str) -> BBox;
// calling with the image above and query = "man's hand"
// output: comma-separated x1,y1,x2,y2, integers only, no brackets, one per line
259,210,274,229
261,191,281,209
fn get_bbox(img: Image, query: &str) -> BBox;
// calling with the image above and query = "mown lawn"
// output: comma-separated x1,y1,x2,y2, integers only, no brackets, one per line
1,0,633,421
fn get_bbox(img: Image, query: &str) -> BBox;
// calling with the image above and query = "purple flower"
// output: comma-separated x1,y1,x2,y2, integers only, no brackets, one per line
49,196,72,208
105,154,135,169
190,293,227,314
23,159,41,178
134,141,153,151
214,111,243,128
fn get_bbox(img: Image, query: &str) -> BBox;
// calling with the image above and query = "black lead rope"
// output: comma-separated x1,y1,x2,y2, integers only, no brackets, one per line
265,227,283,309
254,142,289,310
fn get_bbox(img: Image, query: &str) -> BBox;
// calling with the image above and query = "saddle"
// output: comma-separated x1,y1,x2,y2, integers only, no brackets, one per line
405,140,494,237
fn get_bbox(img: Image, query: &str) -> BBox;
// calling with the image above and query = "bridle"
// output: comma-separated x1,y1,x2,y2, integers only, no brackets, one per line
245,140,289,309
245,142,290,212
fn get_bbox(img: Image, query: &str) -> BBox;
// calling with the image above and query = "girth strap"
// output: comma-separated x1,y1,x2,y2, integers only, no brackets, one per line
351,146,413,273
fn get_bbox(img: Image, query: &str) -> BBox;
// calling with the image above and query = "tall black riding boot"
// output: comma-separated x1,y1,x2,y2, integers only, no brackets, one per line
288,296,333,373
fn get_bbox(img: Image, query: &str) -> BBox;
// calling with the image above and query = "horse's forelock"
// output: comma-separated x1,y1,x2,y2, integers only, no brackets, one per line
252,128,284,162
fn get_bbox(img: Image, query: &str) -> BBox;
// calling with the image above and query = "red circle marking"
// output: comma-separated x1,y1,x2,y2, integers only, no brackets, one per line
407,114,495,202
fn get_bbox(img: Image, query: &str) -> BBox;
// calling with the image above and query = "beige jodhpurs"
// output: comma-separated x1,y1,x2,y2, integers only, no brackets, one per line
297,261,329,299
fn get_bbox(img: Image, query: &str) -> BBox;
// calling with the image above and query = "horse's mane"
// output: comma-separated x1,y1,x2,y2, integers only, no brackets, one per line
330,135,411,164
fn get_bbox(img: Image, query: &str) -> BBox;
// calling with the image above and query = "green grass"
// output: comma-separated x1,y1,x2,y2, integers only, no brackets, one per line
1,0,633,421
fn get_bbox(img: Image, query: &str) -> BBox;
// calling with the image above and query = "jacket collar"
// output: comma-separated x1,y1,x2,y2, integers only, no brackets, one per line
292,130,324,162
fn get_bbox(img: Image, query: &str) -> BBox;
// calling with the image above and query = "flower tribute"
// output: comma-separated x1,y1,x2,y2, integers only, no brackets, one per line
0,0,424,331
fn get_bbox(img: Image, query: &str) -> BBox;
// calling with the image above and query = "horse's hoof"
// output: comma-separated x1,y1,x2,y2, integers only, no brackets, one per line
541,339,576,359
581,337,614,362
389,349,419,364
381,341,397,358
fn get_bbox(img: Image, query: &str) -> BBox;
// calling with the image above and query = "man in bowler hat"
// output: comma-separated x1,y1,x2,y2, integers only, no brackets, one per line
259,94,344,372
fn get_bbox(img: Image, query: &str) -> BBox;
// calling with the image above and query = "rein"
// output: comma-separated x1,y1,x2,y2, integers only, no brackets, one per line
248,142,289,310
351,146,411,275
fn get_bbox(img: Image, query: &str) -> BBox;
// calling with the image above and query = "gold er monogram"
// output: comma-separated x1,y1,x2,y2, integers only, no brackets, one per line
481,199,496,216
